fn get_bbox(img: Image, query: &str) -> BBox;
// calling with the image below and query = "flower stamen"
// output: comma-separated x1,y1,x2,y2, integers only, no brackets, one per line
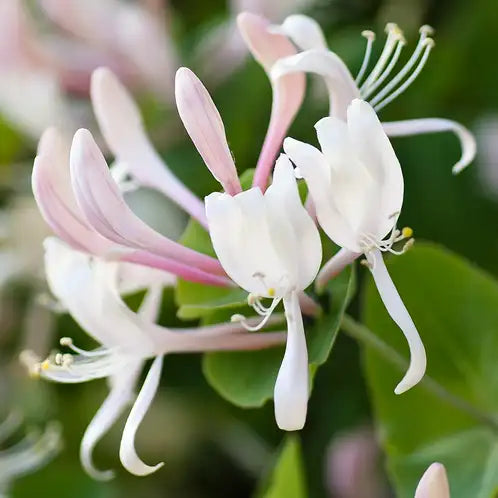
355,30,376,85
231,296,282,331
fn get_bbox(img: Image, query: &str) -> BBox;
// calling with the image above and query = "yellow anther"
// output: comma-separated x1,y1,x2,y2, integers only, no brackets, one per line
401,227,413,238
267,288,276,297
41,360,51,371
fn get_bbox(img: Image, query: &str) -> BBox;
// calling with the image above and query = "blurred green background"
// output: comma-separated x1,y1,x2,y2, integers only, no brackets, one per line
0,0,497,497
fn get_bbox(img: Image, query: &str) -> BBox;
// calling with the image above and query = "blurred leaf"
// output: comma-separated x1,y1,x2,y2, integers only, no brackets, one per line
257,436,307,498
362,243,498,498
203,265,354,408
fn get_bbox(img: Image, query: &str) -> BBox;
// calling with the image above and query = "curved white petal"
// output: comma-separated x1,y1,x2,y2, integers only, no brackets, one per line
91,68,207,226
205,189,288,296
119,356,164,476
69,129,223,275
382,117,476,174
80,362,142,480
347,100,404,239
264,155,322,289
237,12,305,190
274,292,308,431
368,250,426,394
414,463,450,498
271,49,359,120
271,14,328,51
175,67,241,195
283,137,359,251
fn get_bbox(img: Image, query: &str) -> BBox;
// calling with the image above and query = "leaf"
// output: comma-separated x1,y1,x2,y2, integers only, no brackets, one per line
361,243,498,498
203,264,355,408
257,436,307,498
175,218,247,319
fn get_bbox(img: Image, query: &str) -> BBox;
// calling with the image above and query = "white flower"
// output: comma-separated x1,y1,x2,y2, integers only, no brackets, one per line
284,99,426,394
21,238,285,479
270,15,475,174
205,155,322,430
415,463,451,498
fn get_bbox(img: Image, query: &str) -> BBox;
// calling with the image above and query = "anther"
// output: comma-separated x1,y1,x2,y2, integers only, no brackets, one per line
60,337,73,347
419,25,435,37
422,37,435,48
403,239,415,252
231,314,244,323
41,360,50,371
401,227,413,238
361,30,375,40
268,288,276,297
247,293,257,306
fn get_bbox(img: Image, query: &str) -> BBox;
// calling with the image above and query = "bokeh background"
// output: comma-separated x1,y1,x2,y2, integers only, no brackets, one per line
0,0,497,497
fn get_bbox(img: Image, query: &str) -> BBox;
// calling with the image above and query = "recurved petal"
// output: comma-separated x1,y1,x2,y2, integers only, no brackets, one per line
274,292,309,430
264,155,322,289
283,137,358,251
237,12,305,190
70,129,223,275
367,249,426,395
175,67,241,195
270,14,328,51
33,128,114,255
91,68,207,226
119,355,164,476
382,118,476,174
414,463,450,498
271,49,358,121
80,362,142,480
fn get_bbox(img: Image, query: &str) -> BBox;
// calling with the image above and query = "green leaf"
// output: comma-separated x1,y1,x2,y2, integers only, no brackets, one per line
203,264,355,408
175,219,247,319
361,243,498,498
257,436,307,498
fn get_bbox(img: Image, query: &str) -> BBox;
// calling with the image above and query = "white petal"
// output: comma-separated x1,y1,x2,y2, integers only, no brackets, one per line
119,356,164,476
368,250,426,394
80,363,142,480
271,49,359,120
414,463,450,498
347,100,404,239
205,190,288,296
283,137,359,251
382,118,476,174
274,292,308,431
91,68,207,226
264,155,322,289
271,15,328,51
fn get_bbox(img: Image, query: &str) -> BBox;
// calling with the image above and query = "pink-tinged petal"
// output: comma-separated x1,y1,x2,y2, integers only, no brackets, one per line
298,291,322,317
315,248,360,292
175,68,241,195
237,12,305,190
382,118,476,174
91,67,207,227
33,128,115,255
414,463,450,498
69,129,225,276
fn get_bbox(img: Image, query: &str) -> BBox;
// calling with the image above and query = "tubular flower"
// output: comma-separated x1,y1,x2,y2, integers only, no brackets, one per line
21,238,285,479
414,463,451,498
284,99,426,394
176,66,322,431
32,107,229,287
270,15,476,174
0,413,61,495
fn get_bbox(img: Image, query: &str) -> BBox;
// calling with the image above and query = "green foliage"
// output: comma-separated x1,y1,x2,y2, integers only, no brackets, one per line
362,243,498,498
203,265,355,408
257,436,307,498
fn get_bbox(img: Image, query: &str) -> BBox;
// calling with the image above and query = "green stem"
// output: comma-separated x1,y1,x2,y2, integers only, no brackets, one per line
341,314,498,433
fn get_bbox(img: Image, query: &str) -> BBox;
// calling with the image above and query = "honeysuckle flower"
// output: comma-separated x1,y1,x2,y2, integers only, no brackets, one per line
415,463,450,498
237,13,305,191
271,15,476,174
21,237,285,479
0,413,61,496
205,155,322,431
32,124,229,287
284,99,426,394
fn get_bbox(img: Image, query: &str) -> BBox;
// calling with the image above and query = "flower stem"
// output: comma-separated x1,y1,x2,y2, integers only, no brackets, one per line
341,314,498,433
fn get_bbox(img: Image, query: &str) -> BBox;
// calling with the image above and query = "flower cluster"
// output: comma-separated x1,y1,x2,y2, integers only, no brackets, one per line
22,11,475,483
